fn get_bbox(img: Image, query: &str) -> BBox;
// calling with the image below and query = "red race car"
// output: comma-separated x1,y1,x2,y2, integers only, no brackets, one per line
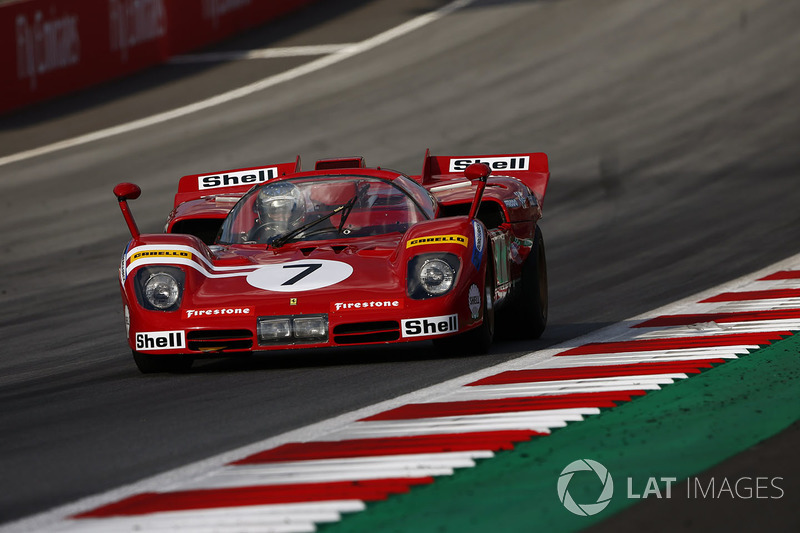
114,151,549,373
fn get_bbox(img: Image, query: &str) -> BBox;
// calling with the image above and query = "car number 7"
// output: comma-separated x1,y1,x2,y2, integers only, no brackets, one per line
281,263,323,286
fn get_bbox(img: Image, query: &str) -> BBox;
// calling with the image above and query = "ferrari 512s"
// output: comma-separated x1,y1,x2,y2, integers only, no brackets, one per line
114,151,549,373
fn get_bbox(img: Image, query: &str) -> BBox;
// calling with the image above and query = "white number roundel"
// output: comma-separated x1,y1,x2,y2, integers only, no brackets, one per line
246,259,353,292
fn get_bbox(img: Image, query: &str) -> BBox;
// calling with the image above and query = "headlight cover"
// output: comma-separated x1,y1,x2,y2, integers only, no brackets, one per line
144,272,180,309
258,315,328,344
420,259,455,295
134,266,185,311
407,253,460,299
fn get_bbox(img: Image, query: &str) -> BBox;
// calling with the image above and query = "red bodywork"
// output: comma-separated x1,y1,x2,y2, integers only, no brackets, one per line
116,151,548,359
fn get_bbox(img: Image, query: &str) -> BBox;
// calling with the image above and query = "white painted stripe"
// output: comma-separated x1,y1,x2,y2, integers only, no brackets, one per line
544,353,742,367
0,0,477,168
179,452,492,489
169,45,358,63
635,321,800,339
746,279,800,289
185,465,457,488
229,451,493,470
332,408,601,439
44,501,365,532
127,257,251,280
51,519,317,533
544,346,754,364
125,244,256,272
444,377,679,401
125,245,261,279
716,299,800,311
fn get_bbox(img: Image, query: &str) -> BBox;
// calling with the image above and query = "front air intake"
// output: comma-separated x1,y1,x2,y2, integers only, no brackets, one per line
333,321,401,344
186,329,253,351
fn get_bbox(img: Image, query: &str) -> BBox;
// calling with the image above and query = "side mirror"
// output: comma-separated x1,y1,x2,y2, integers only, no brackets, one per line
113,183,142,239
464,162,491,182
114,182,141,202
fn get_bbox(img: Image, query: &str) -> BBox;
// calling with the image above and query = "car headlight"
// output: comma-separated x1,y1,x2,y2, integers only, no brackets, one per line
134,266,185,311
407,253,460,299
258,315,328,344
258,318,292,341
419,259,455,295
293,316,328,339
144,272,181,309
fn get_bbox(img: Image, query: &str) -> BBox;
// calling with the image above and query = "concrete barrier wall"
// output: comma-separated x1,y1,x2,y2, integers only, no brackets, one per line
0,0,318,114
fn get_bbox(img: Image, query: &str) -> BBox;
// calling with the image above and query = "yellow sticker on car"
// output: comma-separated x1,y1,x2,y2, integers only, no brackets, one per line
406,234,468,248
130,249,193,263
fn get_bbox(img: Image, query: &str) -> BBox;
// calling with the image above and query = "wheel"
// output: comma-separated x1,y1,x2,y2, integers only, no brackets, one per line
506,224,548,338
132,351,194,374
434,264,495,355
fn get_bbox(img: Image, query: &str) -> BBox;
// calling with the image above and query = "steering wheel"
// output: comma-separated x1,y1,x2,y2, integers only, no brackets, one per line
248,222,283,243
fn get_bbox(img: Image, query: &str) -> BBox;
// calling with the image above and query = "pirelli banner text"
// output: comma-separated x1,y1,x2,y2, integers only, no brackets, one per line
1,0,319,114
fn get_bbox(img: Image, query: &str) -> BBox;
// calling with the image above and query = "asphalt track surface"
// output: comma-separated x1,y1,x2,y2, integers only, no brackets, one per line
0,0,798,529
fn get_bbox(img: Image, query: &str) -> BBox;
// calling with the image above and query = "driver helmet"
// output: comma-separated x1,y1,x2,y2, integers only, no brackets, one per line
255,181,305,232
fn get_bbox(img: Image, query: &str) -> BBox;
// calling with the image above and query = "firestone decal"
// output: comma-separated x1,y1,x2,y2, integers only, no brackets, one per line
401,314,458,338
184,307,251,319
406,235,468,248
246,259,353,292
332,300,403,312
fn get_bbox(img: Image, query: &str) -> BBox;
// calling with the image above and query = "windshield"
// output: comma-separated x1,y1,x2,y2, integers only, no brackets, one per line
217,175,430,245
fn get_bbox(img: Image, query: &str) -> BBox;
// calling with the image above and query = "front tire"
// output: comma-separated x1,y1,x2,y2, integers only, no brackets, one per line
132,351,194,374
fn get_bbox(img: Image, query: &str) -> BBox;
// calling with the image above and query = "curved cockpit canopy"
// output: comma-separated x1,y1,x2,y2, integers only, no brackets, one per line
217,174,435,246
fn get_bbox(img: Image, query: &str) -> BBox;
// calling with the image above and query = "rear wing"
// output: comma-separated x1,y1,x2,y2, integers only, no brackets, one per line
418,150,550,205
173,157,301,208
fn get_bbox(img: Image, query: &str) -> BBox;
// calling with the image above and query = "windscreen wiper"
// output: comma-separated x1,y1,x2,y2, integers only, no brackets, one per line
268,194,358,249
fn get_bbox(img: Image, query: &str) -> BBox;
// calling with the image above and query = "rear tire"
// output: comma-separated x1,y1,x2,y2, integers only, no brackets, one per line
507,225,548,338
132,351,194,374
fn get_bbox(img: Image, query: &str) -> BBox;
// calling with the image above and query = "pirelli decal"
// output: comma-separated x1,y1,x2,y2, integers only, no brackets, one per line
130,249,192,264
406,234,468,249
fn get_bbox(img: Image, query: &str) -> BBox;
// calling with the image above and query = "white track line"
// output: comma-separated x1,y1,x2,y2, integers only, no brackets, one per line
168,45,358,63
0,0,476,169
442,375,683,401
